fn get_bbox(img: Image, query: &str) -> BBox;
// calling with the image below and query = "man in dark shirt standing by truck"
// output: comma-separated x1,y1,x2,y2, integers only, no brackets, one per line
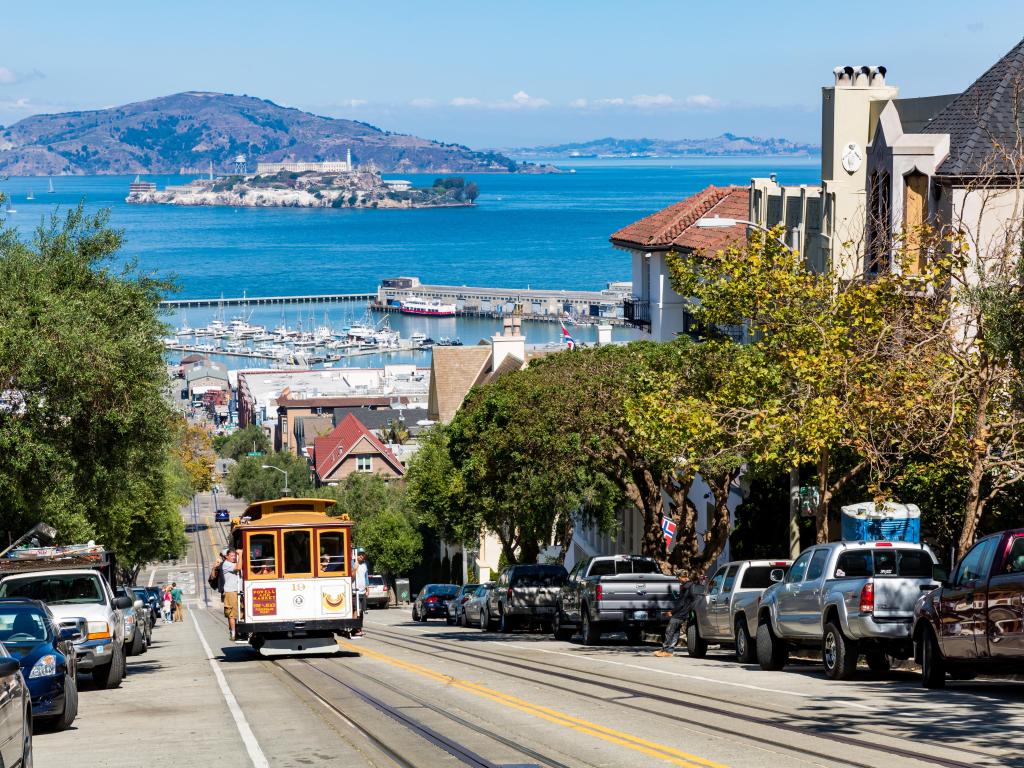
654,572,701,657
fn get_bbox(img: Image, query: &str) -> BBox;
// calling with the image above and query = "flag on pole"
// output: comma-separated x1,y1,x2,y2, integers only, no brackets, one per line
661,516,677,547
560,322,576,350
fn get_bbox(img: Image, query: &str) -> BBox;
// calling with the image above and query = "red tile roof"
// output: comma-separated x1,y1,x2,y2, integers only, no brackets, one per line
609,185,750,253
313,413,405,479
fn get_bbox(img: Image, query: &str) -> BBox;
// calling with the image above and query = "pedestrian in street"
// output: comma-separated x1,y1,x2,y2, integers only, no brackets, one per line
353,550,368,637
162,586,173,623
221,549,244,642
171,582,184,622
653,571,702,657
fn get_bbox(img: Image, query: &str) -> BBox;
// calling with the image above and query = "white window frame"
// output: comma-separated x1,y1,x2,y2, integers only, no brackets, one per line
356,456,373,473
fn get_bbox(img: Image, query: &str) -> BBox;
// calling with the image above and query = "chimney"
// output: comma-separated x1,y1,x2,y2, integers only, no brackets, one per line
596,324,612,346
491,314,526,372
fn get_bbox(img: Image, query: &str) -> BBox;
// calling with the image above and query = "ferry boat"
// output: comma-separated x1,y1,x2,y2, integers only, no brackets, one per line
398,296,457,317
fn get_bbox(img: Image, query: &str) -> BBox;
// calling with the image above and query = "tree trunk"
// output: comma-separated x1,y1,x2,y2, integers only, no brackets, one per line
815,448,831,544
959,372,992,556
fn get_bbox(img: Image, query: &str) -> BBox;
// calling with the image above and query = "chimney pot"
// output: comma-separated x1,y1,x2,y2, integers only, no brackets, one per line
854,65,871,87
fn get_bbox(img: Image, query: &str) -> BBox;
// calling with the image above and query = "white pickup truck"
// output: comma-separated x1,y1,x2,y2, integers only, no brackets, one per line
0,568,132,689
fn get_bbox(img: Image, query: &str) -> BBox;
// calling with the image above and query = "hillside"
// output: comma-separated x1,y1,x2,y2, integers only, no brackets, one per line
506,133,819,158
0,92,535,175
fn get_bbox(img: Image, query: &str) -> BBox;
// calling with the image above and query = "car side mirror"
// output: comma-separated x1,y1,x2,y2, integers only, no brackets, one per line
59,626,83,642
0,658,20,677
113,596,133,610
769,568,785,583
932,565,950,588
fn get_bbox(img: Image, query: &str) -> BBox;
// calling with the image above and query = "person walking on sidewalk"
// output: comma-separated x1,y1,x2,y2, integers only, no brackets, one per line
653,572,701,657
171,582,184,622
162,586,173,623
221,549,242,641
353,550,368,637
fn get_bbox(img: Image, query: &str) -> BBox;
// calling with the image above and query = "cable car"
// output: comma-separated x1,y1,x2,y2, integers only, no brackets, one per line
231,497,360,655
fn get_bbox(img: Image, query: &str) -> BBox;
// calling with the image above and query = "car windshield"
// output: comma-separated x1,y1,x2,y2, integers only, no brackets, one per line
426,585,459,598
834,548,934,578
0,574,103,604
512,568,567,587
0,606,49,643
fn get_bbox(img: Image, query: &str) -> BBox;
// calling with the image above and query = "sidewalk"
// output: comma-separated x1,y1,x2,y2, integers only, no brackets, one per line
34,611,252,768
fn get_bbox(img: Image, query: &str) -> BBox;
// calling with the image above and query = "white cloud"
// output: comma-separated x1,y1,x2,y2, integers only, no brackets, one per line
338,98,367,108
568,98,588,109
450,96,482,107
685,94,719,108
595,97,626,107
630,94,675,108
0,97,33,110
508,90,549,108
0,68,15,85
0,67,43,86
409,98,437,108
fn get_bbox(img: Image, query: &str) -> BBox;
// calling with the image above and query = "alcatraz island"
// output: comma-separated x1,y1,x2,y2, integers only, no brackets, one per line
126,154,479,210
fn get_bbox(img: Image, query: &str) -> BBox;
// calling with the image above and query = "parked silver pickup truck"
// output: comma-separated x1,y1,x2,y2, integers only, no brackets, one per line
756,541,938,679
686,559,791,662
554,555,679,645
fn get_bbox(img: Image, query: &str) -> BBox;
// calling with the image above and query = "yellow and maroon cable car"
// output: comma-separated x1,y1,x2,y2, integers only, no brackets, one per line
231,497,360,655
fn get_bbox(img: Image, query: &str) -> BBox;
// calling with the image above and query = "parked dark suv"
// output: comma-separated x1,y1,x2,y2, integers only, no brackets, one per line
485,564,568,633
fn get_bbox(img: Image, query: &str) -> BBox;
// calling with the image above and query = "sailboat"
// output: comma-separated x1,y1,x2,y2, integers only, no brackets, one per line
47,177,54,194
26,189,34,201
4,198,15,214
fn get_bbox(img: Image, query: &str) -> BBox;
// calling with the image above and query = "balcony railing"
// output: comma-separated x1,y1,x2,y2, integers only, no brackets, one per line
623,297,650,330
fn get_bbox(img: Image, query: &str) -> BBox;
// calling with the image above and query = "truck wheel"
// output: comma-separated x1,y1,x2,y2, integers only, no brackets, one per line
92,646,124,690
552,610,574,641
499,609,515,633
581,612,601,646
735,619,756,664
865,651,891,674
625,627,644,645
756,621,788,671
685,623,708,658
822,622,859,680
130,629,145,657
920,627,946,689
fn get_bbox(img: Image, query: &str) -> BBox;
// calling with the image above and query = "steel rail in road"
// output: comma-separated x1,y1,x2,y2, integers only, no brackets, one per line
367,626,983,768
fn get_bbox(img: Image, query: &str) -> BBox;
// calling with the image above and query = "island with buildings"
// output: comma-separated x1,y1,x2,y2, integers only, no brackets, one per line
127,155,479,209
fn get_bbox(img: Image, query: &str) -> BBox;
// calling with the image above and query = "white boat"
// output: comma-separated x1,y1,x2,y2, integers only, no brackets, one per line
4,201,16,214
48,177,54,194
410,331,427,344
398,295,457,317
26,189,34,201
175,315,196,336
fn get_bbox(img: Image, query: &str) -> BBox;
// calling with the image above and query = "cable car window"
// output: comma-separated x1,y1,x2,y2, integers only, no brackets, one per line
317,530,348,574
283,530,313,576
247,533,277,578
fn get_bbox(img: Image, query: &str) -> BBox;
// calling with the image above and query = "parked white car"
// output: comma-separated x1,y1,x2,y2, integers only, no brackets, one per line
366,574,389,609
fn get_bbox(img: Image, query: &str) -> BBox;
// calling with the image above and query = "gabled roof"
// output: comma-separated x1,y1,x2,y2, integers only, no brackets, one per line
427,345,493,423
313,413,405,479
609,185,749,253
923,37,1024,178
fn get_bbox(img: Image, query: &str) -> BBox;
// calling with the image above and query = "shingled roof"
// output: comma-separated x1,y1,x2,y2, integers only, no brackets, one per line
427,345,493,423
609,185,750,253
313,413,404,480
923,37,1024,178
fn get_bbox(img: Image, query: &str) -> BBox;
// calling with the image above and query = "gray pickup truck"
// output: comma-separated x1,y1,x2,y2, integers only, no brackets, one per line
686,559,791,662
554,555,679,645
756,541,938,679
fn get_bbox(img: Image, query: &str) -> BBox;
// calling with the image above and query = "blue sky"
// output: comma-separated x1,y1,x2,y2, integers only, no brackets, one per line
1,1,1020,148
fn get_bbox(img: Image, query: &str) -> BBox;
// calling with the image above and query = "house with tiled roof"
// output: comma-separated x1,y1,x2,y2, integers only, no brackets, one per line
611,185,749,341
311,413,405,485
750,38,1024,281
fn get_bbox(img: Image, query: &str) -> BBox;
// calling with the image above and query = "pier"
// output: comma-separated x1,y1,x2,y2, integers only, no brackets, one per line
159,292,375,309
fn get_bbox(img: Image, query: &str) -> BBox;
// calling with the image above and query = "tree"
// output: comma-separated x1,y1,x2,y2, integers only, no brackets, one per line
0,204,186,570
225,451,312,502
213,424,270,461
179,420,215,492
465,181,480,203
406,427,475,543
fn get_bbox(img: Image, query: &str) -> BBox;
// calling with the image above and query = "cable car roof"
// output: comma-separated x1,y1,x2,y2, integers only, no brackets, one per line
239,497,346,526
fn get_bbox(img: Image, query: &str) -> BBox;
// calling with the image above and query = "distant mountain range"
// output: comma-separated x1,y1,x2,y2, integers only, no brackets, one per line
0,92,540,175
505,133,819,158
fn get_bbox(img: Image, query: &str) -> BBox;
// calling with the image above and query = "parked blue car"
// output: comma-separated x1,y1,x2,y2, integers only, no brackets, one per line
215,509,230,522
0,598,80,731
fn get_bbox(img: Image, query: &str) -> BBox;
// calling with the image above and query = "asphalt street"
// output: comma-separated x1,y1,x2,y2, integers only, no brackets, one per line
33,492,1024,768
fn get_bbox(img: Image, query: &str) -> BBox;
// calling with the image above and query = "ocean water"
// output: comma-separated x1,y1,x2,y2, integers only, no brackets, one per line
1,159,819,368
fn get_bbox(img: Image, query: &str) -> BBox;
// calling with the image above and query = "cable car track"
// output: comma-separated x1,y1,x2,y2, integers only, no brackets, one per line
270,656,576,768
367,625,986,768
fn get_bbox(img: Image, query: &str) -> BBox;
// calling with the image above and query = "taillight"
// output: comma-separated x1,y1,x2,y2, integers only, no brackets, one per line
425,595,438,604
595,584,603,601
507,588,513,600
859,581,874,614
461,596,470,604
874,542,893,547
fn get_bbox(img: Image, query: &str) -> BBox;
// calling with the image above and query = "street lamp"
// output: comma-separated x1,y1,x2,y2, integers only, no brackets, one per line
695,215,801,558
261,464,290,497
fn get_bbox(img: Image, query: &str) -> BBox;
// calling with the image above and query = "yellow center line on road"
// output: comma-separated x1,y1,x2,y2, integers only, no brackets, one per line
337,639,729,768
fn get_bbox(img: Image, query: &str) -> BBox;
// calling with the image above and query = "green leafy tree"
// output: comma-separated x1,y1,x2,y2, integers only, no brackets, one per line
214,424,271,461
226,452,312,502
406,427,475,543
0,204,186,570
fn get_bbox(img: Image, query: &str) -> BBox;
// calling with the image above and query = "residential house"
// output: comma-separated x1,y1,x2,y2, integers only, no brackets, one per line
611,185,750,341
278,394,424,456
311,413,406,485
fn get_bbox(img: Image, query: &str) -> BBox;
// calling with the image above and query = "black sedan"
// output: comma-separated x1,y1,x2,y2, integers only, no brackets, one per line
411,584,460,622
0,637,34,766
215,509,231,522
0,598,80,731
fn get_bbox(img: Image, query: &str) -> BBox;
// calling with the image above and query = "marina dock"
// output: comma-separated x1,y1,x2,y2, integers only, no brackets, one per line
159,292,375,309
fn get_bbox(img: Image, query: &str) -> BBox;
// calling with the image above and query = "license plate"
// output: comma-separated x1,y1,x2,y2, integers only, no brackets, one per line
633,611,648,621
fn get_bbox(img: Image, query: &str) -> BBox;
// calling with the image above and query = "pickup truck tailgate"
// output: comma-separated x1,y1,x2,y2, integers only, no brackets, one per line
598,575,678,608
872,577,938,619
